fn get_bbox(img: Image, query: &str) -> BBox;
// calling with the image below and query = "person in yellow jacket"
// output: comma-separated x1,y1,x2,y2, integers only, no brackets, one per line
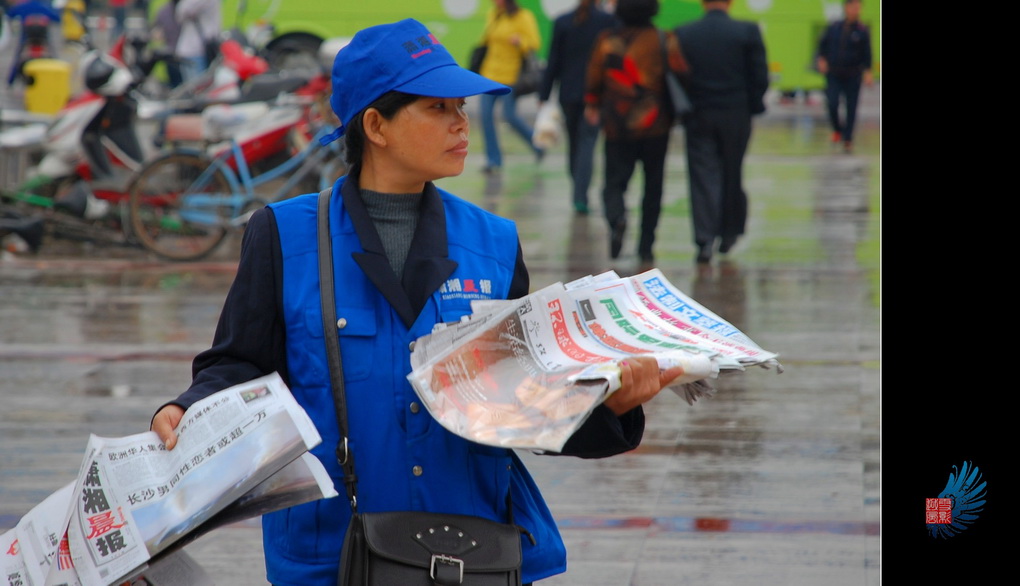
476,0,545,174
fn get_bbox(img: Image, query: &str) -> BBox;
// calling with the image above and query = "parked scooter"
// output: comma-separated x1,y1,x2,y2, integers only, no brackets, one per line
4,0,62,86
0,31,335,254
140,36,321,143
0,35,159,248
142,36,334,180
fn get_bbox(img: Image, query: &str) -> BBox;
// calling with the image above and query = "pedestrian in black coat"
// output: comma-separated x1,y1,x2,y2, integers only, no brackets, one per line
538,0,618,215
674,0,768,264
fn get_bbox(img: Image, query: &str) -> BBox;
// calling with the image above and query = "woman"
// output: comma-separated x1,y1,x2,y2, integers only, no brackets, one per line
150,19,682,585
585,0,687,266
476,0,545,174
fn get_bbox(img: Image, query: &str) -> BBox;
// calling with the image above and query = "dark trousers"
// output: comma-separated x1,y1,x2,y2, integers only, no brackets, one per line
824,73,863,142
560,101,599,208
601,133,670,259
683,108,751,247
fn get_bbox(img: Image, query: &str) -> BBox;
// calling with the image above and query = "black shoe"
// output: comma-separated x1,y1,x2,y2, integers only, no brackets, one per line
718,235,738,254
609,220,626,259
696,244,712,264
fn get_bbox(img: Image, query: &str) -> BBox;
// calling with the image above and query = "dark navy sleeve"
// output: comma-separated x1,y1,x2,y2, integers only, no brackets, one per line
169,207,289,410
508,239,530,300
558,404,644,458
538,16,566,102
861,26,873,70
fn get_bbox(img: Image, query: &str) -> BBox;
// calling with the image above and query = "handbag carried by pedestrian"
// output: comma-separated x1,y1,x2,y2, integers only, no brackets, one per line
468,45,488,73
468,16,496,74
316,189,525,586
659,30,692,125
513,51,543,96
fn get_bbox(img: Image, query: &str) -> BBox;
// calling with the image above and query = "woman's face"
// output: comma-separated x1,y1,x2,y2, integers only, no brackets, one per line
376,96,472,186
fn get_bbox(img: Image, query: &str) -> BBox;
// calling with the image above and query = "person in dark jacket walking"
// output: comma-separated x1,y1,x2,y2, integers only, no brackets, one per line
674,0,768,264
816,0,873,153
538,0,617,215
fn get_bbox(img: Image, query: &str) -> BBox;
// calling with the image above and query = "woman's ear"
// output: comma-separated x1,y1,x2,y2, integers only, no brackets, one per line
362,108,388,147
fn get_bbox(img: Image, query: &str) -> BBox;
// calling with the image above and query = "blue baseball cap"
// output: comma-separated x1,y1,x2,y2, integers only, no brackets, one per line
321,18,510,145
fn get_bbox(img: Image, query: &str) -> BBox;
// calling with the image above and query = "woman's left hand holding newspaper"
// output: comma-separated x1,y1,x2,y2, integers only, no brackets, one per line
151,404,186,450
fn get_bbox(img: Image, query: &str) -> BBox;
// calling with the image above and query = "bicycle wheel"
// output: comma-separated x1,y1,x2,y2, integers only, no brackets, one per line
127,152,234,261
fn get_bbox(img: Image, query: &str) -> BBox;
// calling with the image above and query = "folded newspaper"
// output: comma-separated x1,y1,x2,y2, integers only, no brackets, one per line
408,269,782,452
1,373,338,586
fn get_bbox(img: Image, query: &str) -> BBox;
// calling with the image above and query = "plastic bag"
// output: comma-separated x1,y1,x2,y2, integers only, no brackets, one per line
532,101,562,150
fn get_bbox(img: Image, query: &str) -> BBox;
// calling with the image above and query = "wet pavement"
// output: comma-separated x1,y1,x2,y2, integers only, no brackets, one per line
1,83,881,585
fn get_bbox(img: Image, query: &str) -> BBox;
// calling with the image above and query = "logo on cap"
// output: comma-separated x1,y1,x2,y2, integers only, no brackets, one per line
402,33,442,59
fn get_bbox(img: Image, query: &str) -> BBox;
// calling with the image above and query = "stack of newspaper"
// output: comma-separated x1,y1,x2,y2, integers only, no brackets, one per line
408,269,783,453
1,373,338,586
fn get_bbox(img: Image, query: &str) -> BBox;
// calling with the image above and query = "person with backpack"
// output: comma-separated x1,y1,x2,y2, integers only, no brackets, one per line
584,0,687,266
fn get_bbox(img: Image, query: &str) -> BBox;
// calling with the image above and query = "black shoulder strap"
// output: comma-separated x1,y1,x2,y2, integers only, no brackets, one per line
317,186,358,511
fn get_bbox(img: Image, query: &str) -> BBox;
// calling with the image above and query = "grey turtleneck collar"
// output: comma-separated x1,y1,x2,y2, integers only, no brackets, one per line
359,188,423,278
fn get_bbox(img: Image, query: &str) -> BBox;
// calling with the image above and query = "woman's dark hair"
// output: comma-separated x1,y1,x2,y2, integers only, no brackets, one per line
342,91,420,177
615,0,659,26
502,0,520,17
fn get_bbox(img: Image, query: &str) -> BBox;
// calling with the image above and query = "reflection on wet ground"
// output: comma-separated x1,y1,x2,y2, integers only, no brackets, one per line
0,90,880,585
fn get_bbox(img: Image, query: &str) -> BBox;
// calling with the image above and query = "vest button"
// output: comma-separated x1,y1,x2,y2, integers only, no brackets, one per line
336,318,347,329
408,340,416,351
410,402,421,414
412,465,423,476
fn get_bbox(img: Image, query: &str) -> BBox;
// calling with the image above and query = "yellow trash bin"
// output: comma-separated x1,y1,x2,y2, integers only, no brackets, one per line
23,59,72,115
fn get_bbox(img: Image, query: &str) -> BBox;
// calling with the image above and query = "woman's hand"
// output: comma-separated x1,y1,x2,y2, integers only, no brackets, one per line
602,356,685,416
151,404,186,450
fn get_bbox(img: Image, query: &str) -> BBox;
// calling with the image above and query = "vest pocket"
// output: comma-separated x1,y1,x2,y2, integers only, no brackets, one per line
305,306,377,381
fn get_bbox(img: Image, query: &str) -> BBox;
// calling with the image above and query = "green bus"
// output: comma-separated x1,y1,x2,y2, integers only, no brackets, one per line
207,0,879,93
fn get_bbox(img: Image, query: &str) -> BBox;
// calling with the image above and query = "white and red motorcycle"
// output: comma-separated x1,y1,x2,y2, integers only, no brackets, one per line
1,33,334,252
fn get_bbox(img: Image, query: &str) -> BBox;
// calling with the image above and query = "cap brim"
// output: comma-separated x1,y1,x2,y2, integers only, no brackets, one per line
394,63,511,98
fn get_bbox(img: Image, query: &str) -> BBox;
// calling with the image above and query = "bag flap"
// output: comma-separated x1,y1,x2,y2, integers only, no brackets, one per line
360,511,522,572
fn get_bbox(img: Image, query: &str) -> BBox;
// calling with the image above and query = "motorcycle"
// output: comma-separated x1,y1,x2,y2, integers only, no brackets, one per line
0,33,335,254
0,34,163,248
4,0,62,86
142,35,335,185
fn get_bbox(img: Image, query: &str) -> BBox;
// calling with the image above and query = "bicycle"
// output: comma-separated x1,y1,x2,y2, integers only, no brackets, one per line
125,95,346,261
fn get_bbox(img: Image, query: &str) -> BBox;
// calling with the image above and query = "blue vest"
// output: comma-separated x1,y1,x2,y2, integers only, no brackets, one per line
263,178,566,584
